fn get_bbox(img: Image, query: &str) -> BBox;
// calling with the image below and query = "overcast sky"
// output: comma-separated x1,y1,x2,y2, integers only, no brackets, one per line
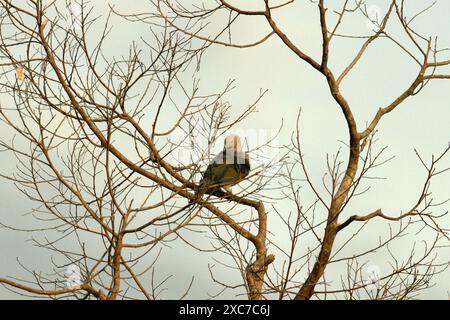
1,0,449,299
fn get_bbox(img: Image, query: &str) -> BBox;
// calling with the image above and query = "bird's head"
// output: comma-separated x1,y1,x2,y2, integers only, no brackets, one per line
224,134,242,152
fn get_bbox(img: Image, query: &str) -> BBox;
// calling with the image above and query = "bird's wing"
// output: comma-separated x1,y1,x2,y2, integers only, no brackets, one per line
201,162,240,187
199,149,250,192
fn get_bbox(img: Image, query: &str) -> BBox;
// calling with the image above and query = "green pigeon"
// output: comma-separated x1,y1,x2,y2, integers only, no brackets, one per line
197,135,250,197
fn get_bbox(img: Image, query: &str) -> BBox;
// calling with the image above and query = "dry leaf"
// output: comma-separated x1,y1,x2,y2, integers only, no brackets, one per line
16,65,25,81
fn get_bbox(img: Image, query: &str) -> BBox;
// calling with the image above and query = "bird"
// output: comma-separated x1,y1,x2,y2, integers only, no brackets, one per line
196,135,250,199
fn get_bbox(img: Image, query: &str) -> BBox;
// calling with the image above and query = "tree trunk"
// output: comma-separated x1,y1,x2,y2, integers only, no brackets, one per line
295,136,360,300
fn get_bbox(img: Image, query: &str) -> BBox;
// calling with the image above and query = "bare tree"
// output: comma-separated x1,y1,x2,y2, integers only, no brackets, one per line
0,0,449,300
0,0,278,299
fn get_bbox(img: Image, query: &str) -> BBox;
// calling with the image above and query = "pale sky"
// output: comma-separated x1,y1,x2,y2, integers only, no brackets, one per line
1,0,449,299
